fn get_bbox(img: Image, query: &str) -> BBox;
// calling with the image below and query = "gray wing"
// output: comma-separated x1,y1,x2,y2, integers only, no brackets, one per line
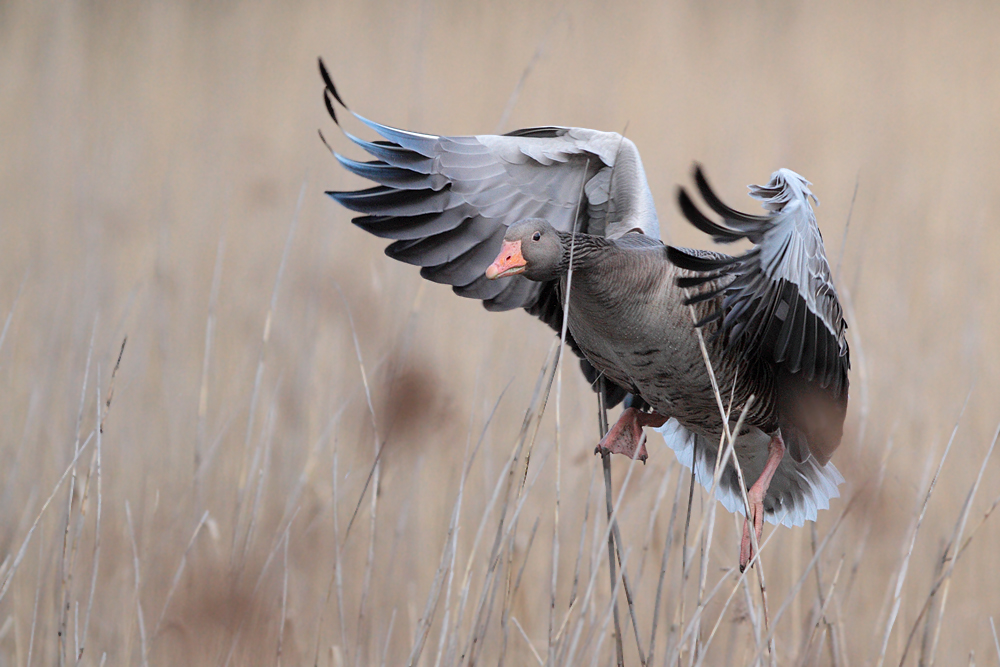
320,61,658,409
668,166,849,400
319,61,660,314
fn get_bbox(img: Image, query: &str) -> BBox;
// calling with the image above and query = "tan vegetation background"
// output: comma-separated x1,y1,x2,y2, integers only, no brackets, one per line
2,1,1000,665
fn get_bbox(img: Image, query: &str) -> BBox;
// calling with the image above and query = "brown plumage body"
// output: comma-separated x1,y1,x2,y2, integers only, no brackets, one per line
541,230,775,440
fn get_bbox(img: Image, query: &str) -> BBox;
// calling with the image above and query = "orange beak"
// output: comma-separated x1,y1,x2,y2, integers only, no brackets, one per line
485,239,526,279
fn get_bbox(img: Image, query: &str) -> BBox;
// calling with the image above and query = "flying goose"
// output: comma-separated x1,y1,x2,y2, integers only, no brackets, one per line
319,60,850,570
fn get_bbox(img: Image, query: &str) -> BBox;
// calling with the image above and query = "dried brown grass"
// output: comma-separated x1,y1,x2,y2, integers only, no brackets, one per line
3,1,1000,665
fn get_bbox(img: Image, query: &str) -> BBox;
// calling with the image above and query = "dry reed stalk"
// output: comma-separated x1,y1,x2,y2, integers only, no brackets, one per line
673,529,783,667
195,231,226,517
125,501,149,667
688,387,750,664
586,546,632,667
238,384,280,578
684,303,774,658
311,443,348,667
58,320,95,667
602,452,626,667
274,402,349,591
745,494,856,667
150,510,209,642
607,461,648,667
740,571,763,666
358,435,381,666
690,502,715,665
193,410,238,486
666,390,752,664
646,464,686,666
0,430,95,606
510,614,545,666
511,516,542,600
26,534,43,667
568,463,598,611
598,402,625,667
529,152,592,666
804,524,843,667
844,425,898,606
100,336,127,434
838,282,871,457
449,370,547,643
674,464,697,663
337,288,384,667
497,515,542,667
443,366,550,665
892,420,1000,667
920,421,999,665
0,269,26,356
796,556,845,667
433,377,502,667
76,379,104,665
989,618,999,663
560,450,642,666
222,510,300,667
466,441,556,666
549,469,602,655
873,397,968,667
443,385,512,666
833,174,860,284
277,528,290,667
592,387,653,666
828,580,848,667
380,608,397,667
460,344,560,666
634,459,675,591
231,182,304,565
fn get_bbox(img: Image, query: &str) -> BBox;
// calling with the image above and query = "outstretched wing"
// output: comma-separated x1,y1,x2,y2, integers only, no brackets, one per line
668,166,849,397
320,60,660,405
320,60,659,312
668,166,850,464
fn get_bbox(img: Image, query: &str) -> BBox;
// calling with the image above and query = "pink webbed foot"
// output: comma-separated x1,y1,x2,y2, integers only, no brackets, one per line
739,489,767,572
595,408,667,463
738,431,786,572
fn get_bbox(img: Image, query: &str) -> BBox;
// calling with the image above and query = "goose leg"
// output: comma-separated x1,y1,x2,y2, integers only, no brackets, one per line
739,431,786,572
595,408,667,463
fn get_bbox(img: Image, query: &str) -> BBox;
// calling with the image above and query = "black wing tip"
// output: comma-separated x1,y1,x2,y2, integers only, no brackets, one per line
675,185,691,210
675,186,743,243
318,58,348,109
693,310,723,328
692,162,711,193
666,245,705,270
666,245,737,271
318,128,334,155
683,287,725,306
690,162,770,226
325,189,350,202
318,57,350,127
675,275,716,289
323,89,339,125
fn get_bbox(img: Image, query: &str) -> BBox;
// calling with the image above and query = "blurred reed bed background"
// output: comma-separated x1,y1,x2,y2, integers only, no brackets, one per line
2,1,1000,664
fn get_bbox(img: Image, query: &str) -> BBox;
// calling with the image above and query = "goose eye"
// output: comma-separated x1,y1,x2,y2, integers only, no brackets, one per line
532,231,542,241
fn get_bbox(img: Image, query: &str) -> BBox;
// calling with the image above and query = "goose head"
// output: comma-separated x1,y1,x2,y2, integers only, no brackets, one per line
485,219,564,282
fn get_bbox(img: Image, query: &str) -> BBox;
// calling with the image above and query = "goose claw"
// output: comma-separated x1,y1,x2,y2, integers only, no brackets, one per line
594,407,668,463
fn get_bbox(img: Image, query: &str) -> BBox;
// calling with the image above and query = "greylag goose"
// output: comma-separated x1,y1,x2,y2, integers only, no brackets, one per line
319,61,850,570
